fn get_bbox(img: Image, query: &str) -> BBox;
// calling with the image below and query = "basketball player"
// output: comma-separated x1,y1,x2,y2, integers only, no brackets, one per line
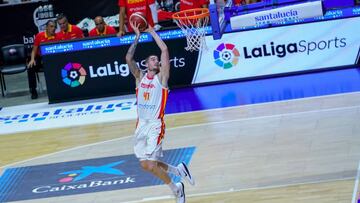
125,21,194,203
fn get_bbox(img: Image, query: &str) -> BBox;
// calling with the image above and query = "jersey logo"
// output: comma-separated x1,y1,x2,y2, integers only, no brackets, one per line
141,83,155,88
143,92,150,101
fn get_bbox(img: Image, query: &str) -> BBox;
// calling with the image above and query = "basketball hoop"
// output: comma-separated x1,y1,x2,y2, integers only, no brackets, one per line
172,8,209,52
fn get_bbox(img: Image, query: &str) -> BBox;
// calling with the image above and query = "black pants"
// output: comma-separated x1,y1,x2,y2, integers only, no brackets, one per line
27,57,42,91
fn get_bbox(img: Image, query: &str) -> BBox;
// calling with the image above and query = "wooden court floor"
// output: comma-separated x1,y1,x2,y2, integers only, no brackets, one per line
1,92,360,203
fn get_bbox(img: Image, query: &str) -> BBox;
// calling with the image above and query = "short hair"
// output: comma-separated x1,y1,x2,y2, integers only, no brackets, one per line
145,55,157,64
94,16,104,22
56,13,67,21
46,20,56,27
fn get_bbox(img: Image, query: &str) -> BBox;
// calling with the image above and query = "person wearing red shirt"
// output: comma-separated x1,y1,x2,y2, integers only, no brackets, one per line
56,13,84,41
180,0,209,11
234,0,259,5
89,16,117,37
117,0,161,36
27,20,59,99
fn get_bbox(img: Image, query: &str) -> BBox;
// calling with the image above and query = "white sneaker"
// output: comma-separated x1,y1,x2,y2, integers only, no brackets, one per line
175,182,185,203
177,162,195,185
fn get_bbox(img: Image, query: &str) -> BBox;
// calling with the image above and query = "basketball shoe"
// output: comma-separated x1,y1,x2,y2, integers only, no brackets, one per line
177,162,195,185
175,182,185,203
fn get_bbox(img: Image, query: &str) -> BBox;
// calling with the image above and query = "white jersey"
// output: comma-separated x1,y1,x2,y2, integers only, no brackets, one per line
136,73,168,120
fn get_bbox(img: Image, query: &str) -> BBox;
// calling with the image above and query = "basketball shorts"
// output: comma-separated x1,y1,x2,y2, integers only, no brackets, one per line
134,119,165,161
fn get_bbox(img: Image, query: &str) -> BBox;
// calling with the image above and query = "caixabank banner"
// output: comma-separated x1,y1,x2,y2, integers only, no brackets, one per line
0,147,195,202
192,16,360,84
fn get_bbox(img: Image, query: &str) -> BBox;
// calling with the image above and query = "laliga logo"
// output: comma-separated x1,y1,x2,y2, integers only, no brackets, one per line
213,43,240,69
62,62,87,87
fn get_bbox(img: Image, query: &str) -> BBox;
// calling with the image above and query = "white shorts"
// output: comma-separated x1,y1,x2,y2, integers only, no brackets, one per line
134,119,165,161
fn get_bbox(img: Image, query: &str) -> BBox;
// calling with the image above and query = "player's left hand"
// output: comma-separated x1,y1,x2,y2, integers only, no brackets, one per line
130,21,141,37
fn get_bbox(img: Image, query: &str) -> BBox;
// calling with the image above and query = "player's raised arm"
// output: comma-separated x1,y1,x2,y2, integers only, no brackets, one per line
125,22,142,86
146,27,170,87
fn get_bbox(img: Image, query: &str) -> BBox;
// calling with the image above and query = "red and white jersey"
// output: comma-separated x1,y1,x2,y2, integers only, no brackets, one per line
136,74,168,120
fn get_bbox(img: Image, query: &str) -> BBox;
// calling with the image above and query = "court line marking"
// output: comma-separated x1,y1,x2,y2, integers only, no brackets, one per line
169,104,360,131
2,103,359,170
168,91,360,116
124,177,354,203
352,160,360,203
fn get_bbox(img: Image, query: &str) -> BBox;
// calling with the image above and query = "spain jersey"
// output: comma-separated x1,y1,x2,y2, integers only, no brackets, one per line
136,74,168,120
180,0,209,11
56,24,84,41
88,25,117,37
34,31,59,56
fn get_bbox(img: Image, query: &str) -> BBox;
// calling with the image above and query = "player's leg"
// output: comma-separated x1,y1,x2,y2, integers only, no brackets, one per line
157,161,180,176
157,161,195,185
27,62,38,99
134,121,185,202
140,160,185,203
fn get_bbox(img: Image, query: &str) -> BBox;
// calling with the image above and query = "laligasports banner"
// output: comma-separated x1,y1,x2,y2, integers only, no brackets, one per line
193,16,360,84
42,37,198,103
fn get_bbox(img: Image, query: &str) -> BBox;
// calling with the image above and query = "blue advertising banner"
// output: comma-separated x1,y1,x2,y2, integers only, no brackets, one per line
0,147,195,202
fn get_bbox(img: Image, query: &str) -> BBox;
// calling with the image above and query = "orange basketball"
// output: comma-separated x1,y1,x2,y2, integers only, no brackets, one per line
129,12,148,31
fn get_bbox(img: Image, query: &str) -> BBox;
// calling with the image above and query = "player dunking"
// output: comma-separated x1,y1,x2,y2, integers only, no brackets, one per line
125,21,195,203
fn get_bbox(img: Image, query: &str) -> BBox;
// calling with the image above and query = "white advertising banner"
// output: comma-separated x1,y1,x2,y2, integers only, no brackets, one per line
0,96,137,135
193,17,360,84
230,1,324,29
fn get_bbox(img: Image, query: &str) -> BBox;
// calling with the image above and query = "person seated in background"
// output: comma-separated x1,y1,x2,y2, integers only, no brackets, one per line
89,16,117,37
27,20,59,99
180,0,209,11
56,13,84,41
234,0,260,6
117,0,161,37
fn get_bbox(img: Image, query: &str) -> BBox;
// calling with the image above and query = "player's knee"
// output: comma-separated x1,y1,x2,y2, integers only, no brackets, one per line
141,161,157,172
140,161,154,172
140,161,148,171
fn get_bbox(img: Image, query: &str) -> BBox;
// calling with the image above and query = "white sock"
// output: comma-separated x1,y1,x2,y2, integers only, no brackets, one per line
167,164,181,176
168,181,179,195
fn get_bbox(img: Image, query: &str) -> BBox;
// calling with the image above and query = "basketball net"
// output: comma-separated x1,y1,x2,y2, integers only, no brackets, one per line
172,8,209,52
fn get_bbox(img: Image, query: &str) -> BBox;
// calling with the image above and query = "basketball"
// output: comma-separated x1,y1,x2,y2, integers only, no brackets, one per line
129,12,148,31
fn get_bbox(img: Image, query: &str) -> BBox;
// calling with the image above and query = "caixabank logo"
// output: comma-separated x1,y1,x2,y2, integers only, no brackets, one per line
213,43,240,69
57,161,125,183
32,161,130,194
62,62,87,87
0,147,195,202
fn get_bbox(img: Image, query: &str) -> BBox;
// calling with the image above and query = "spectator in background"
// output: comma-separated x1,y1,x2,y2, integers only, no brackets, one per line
117,0,161,37
180,0,209,11
247,0,261,4
27,20,59,99
89,16,117,37
234,0,260,6
56,13,84,40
